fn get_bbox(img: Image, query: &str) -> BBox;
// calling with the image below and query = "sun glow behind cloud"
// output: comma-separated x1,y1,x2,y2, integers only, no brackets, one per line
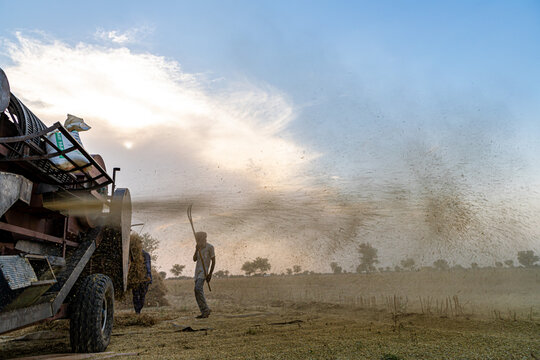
3,32,317,188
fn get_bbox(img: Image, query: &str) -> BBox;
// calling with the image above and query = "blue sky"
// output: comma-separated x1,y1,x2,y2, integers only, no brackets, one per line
1,1,539,272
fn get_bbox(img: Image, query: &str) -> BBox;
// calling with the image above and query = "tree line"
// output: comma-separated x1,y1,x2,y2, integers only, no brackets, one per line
165,244,540,278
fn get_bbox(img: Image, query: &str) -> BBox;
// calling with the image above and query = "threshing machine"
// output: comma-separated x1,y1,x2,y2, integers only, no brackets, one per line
0,68,132,352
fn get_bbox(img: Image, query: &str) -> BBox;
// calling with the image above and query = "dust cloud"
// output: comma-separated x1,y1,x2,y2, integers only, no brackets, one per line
4,34,540,275
129,117,540,275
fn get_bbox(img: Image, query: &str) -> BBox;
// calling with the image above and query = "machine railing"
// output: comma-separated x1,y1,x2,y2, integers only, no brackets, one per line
0,122,113,191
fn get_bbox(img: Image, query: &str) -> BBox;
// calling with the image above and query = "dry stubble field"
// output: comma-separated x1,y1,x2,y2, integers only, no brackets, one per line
1,268,539,359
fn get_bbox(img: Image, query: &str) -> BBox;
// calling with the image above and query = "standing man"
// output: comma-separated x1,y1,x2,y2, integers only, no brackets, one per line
193,231,215,318
132,249,152,314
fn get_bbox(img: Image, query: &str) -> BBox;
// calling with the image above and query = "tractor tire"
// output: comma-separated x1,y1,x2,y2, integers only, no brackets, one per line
69,274,114,353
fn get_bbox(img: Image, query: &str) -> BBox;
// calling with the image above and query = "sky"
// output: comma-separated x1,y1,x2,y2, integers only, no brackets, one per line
1,1,540,275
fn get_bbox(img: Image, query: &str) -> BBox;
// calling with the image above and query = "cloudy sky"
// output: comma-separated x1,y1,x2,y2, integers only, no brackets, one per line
1,1,540,274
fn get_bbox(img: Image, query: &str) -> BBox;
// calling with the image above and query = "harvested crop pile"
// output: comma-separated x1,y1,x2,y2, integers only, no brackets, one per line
115,313,157,327
120,233,169,308
128,233,147,288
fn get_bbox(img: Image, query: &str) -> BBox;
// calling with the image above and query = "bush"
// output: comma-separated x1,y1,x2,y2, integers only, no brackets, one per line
242,257,271,275
517,250,539,267
145,268,169,307
433,259,449,271
400,258,415,271
330,262,342,274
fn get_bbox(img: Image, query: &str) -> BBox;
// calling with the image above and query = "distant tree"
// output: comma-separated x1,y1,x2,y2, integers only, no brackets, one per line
302,270,309,275
214,270,229,278
433,259,449,271
385,266,391,272
242,257,271,275
356,243,379,273
394,265,402,272
400,258,416,271
330,262,343,274
378,267,385,272
293,265,302,274
241,261,256,276
253,257,271,274
286,268,293,275
159,271,167,279
452,264,465,270
131,232,160,261
517,250,539,267
470,262,479,270
495,261,503,268
170,264,185,277
504,259,514,267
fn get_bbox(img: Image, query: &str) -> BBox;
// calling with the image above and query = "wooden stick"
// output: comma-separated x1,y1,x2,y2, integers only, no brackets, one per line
187,204,211,292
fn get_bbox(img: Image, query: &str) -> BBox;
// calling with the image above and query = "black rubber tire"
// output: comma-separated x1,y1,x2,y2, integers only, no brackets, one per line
69,274,114,353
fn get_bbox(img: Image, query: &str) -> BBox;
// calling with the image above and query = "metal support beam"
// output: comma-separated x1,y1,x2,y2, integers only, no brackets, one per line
52,239,96,313
0,222,78,247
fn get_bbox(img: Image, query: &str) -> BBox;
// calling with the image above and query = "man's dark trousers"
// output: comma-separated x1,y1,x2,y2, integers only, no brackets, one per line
132,282,150,314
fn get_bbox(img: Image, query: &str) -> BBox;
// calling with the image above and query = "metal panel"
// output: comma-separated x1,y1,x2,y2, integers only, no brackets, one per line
110,188,131,292
0,302,52,334
0,255,37,290
14,240,62,257
0,172,32,218
2,280,56,311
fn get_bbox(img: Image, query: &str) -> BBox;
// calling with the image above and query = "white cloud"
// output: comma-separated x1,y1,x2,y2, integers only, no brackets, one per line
94,27,152,44
3,32,317,188
95,30,129,44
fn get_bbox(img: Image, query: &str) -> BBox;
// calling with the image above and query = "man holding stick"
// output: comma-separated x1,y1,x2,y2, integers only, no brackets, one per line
192,231,215,318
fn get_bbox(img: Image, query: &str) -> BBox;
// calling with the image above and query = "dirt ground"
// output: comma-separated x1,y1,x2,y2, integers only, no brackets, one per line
1,270,539,359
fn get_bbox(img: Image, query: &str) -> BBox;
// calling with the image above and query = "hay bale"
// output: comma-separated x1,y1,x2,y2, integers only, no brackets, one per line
123,233,169,307
128,233,147,289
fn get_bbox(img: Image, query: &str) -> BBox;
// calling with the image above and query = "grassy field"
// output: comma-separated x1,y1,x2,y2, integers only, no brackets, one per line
166,268,540,318
1,268,539,359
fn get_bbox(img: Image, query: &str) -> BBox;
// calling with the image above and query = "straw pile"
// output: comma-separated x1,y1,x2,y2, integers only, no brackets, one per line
128,233,147,288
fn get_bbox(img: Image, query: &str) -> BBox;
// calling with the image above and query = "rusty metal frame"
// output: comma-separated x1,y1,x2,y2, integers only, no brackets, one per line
51,239,97,313
0,238,98,334
0,221,78,247
0,122,114,190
